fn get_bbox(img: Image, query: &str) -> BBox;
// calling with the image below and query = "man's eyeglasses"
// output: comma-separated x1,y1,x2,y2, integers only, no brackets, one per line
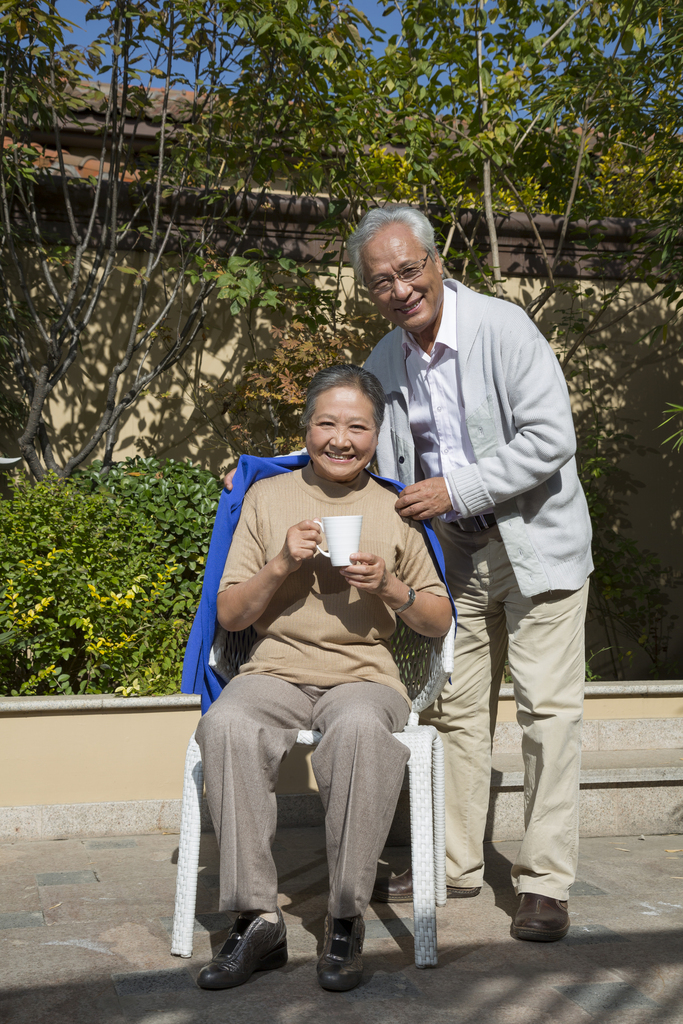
367,255,430,296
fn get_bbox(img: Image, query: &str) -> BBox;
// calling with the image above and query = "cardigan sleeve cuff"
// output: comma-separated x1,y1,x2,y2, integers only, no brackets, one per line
443,474,460,515
446,465,494,516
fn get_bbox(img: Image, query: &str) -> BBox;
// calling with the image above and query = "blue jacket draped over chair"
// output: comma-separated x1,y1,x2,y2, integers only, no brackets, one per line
181,453,455,714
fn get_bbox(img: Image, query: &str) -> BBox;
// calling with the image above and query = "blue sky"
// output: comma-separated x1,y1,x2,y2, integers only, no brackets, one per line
57,0,403,61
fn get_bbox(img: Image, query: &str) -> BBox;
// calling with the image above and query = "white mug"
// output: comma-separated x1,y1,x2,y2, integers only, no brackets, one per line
314,515,363,567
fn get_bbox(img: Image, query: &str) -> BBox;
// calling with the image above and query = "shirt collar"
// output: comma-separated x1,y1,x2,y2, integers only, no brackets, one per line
401,283,457,359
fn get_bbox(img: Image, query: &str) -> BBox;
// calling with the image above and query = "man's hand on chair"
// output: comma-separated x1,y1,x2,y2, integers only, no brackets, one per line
223,468,237,491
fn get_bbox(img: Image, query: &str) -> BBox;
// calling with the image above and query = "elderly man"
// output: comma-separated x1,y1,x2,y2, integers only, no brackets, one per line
345,206,593,942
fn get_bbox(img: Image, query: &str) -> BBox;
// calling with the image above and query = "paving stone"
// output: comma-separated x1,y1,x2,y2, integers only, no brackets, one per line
112,968,197,996
83,838,138,850
42,937,116,955
198,872,220,889
364,917,415,939
36,870,99,886
564,924,630,945
0,911,45,929
3,831,683,1023
571,879,608,896
343,969,422,1001
554,981,658,1014
159,912,233,934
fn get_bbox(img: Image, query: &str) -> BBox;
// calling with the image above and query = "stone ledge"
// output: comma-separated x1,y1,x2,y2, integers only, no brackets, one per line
499,681,683,699
493,767,683,788
3,779,682,844
494,718,683,753
2,682,682,713
491,747,683,789
0,794,321,842
0,694,202,712
485,782,683,842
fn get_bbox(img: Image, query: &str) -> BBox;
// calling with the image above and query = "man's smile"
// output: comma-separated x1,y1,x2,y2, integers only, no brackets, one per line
396,296,423,315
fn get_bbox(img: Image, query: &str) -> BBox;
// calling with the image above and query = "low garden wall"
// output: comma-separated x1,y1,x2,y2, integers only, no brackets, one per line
3,686,683,842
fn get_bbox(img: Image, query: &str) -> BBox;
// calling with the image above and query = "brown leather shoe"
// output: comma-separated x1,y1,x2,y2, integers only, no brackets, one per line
371,867,481,903
511,892,570,942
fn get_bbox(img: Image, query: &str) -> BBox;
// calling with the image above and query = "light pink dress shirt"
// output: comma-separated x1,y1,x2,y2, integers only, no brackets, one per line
402,285,479,522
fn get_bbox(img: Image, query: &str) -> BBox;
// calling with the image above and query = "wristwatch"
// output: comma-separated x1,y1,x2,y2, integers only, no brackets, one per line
394,587,416,615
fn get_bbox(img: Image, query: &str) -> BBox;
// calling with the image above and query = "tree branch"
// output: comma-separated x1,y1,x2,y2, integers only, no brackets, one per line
477,1,503,297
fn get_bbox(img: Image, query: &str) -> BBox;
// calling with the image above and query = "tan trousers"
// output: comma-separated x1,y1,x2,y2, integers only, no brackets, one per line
421,521,589,901
196,674,410,918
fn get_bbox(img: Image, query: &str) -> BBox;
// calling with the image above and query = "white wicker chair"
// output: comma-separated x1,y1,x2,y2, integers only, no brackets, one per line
171,618,454,968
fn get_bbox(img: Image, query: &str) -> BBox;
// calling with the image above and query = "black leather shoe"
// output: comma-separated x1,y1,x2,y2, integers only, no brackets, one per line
372,867,481,903
317,914,364,992
197,909,287,989
511,892,570,942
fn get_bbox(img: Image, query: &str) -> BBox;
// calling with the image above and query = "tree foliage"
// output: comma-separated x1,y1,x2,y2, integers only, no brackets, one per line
0,0,377,479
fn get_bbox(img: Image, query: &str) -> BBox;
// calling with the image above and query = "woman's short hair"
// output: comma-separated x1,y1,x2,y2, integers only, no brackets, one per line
346,206,437,284
302,364,386,432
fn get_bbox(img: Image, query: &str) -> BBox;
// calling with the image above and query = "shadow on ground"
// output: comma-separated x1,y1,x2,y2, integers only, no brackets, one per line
2,830,683,1023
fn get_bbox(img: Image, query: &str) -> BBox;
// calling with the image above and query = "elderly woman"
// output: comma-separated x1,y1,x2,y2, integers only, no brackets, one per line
196,364,451,994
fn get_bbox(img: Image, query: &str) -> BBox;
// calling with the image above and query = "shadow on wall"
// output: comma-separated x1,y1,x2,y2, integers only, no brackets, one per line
3,261,382,478
531,280,683,681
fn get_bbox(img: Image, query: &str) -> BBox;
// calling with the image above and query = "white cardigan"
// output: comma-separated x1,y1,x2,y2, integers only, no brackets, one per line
364,279,593,598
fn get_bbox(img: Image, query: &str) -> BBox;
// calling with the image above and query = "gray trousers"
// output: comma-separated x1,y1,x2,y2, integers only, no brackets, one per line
196,674,410,918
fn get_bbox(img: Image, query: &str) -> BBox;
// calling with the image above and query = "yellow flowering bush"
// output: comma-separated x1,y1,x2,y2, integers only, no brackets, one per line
0,459,221,695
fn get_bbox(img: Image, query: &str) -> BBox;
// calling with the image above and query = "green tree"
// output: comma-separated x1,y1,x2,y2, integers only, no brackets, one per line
0,0,375,479
352,0,682,678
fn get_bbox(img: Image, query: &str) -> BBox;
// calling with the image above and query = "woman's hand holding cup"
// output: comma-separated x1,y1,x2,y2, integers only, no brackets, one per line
339,552,389,595
278,520,322,574
341,552,415,614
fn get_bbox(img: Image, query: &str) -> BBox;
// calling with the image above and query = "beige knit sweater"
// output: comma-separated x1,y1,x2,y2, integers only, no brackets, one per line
218,463,448,703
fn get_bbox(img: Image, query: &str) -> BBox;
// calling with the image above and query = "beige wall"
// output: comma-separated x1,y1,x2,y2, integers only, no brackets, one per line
3,694,683,808
3,264,682,677
0,705,316,806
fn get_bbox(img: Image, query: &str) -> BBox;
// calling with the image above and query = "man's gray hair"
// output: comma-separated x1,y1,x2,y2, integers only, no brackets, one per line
302,364,385,432
346,206,438,284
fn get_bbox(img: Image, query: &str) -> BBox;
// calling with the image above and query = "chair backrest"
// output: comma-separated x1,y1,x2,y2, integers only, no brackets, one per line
390,618,454,714
209,619,454,716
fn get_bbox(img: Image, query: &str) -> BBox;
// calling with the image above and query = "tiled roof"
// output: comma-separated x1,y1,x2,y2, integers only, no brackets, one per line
65,82,196,123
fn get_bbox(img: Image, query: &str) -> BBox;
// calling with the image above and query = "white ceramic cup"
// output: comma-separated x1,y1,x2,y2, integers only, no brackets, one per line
314,515,363,567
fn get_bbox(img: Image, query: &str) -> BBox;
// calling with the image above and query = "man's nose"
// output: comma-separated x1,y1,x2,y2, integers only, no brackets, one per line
392,276,412,300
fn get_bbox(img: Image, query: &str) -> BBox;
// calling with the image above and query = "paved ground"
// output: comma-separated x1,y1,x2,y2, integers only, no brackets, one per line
2,827,683,1023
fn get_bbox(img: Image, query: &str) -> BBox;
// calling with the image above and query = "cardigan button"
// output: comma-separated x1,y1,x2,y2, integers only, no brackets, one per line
398,456,405,464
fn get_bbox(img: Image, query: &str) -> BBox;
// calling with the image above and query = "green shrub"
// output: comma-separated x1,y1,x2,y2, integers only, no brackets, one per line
0,458,221,696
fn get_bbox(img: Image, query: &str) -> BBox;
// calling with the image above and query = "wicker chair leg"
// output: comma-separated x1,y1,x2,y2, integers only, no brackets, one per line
429,727,447,907
396,728,438,968
171,735,204,958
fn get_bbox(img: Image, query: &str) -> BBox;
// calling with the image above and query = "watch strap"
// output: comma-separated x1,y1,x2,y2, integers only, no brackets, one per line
394,587,416,614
